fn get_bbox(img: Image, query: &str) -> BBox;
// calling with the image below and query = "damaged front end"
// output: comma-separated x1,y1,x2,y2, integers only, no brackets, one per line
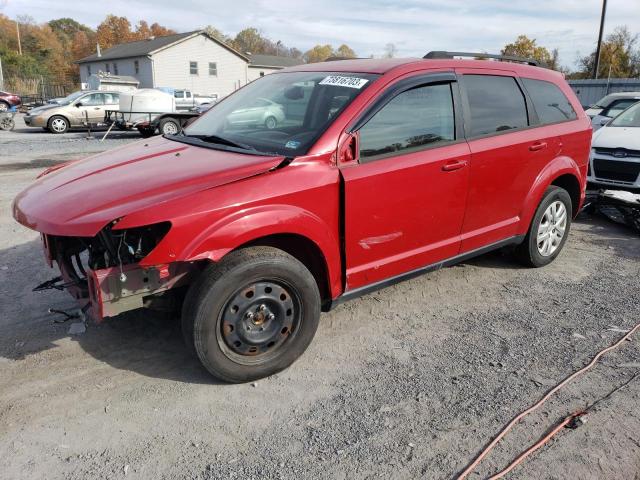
40,221,200,322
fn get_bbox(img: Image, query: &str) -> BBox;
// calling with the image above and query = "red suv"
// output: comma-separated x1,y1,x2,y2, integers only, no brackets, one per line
13,52,591,382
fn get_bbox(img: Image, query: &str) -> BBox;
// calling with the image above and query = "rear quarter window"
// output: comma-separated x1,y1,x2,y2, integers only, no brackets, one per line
463,75,528,137
522,78,577,124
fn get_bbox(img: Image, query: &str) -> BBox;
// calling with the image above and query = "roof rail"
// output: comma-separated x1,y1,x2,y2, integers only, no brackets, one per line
423,51,540,67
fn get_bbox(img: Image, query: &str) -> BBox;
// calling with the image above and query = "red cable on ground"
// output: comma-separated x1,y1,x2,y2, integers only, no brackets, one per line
456,320,640,480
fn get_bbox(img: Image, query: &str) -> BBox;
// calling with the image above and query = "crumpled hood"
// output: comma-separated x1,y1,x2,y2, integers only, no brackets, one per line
13,136,285,236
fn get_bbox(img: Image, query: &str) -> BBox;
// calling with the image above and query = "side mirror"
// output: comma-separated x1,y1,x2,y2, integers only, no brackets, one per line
600,118,610,126
338,132,359,164
75,102,82,108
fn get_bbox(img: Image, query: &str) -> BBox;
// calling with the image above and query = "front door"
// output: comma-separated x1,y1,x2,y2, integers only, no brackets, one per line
74,92,106,125
341,75,471,290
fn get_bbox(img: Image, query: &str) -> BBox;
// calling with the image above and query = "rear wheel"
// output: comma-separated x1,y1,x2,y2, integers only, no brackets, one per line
159,117,180,135
182,247,321,383
516,186,572,267
48,115,69,134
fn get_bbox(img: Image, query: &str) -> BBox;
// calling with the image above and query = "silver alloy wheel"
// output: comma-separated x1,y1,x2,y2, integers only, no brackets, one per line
537,200,567,256
162,120,179,135
50,117,68,133
265,116,277,129
0,102,8,112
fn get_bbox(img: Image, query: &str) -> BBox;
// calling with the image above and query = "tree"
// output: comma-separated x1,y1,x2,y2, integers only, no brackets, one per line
303,44,334,63
134,20,152,39
149,23,175,37
204,25,231,44
233,27,266,55
335,44,356,58
577,26,639,79
96,15,133,50
383,43,397,58
501,35,559,70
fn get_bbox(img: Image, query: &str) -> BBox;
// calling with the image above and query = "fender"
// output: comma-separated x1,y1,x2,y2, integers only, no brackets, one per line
517,155,583,234
176,204,343,298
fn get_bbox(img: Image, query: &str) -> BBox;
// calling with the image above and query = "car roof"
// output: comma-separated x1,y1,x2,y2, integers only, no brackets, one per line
282,57,562,79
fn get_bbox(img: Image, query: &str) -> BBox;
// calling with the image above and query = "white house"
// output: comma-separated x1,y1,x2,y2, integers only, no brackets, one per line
77,31,250,98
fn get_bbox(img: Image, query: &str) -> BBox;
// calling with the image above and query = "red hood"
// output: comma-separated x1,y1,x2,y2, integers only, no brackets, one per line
13,136,284,236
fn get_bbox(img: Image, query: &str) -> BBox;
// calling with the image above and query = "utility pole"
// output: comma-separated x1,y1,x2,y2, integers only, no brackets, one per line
593,0,607,79
0,56,4,90
16,20,22,55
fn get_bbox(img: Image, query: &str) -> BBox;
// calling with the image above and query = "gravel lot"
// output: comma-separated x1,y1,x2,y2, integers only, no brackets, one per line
1,114,639,479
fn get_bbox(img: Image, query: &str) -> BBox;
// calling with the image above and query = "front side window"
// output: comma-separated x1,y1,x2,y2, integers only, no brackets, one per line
190,61,198,75
103,93,119,105
209,62,217,76
174,90,184,99
359,83,455,162
183,71,379,156
464,75,528,136
522,78,577,124
81,93,105,106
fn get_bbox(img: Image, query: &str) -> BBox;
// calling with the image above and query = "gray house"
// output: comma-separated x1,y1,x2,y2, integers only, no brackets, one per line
77,31,250,98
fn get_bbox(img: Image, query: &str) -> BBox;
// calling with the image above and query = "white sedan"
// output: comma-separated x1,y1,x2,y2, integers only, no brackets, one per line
588,101,640,190
226,98,285,130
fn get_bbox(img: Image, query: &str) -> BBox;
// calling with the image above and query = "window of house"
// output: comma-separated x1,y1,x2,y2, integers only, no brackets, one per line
522,78,577,124
359,83,456,162
190,61,198,75
87,65,91,76
113,62,118,75
134,60,139,75
105,63,110,73
209,62,217,76
464,75,528,136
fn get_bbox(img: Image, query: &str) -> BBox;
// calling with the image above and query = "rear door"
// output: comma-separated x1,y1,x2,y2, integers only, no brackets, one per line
341,73,471,289
456,69,560,252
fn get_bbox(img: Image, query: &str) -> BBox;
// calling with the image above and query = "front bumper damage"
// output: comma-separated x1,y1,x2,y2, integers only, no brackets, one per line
39,227,201,323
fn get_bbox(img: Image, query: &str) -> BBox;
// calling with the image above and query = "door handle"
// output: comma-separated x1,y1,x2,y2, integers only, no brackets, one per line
93,107,101,110
442,159,468,172
529,141,548,152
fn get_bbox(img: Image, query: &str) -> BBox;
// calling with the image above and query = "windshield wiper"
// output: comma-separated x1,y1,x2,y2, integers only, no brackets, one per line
183,133,257,152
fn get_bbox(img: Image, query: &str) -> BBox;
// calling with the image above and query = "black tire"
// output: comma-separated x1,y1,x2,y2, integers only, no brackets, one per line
264,116,277,129
137,126,156,138
516,186,572,267
182,246,321,383
0,101,9,112
47,115,69,134
159,117,180,135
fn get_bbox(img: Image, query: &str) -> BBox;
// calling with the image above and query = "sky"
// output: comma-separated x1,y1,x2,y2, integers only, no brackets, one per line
2,0,639,69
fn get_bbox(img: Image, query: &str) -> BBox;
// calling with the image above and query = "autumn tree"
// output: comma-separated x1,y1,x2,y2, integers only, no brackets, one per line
303,44,357,63
233,27,266,54
577,26,640,79
96,15,133,49
149,23,175,37
335,44,357,58
501,35,559,69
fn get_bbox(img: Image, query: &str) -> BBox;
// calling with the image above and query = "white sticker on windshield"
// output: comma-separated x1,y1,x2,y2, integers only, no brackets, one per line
319,75,369,89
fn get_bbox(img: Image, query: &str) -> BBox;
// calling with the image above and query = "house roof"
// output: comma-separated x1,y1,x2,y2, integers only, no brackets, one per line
77,30,248,63
248,54,304,69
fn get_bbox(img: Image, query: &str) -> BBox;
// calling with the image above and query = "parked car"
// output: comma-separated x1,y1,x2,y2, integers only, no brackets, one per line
585,91,640,125
13,53,591,383
227,97,285,129
588,101,640,190
23,91,120,133
0,90,21,112
170,89,217,110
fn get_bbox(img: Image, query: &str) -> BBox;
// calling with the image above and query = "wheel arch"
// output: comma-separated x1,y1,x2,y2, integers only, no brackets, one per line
518,156,584,233
174,205,343,303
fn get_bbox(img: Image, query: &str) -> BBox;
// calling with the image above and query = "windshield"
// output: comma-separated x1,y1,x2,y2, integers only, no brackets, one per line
59,91,86,105
182,71,379,156
610,101,640,127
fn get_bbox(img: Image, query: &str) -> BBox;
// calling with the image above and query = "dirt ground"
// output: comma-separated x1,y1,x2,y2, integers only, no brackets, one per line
1,115,639,480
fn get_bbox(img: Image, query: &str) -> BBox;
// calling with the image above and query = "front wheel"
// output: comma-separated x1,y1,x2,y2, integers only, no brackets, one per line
264,116,277,130
48,115,69,134
182,247,321,383
516,186,572,267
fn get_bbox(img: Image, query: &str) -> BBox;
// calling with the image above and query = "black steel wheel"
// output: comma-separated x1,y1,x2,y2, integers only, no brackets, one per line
182,246,321,383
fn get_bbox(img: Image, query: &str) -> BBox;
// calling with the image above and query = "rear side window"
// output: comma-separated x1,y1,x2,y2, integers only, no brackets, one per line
522,78,577,124
464,75,528,136
359,83,455,162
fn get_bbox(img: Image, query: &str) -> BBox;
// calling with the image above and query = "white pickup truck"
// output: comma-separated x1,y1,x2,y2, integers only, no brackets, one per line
172,89,218,110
